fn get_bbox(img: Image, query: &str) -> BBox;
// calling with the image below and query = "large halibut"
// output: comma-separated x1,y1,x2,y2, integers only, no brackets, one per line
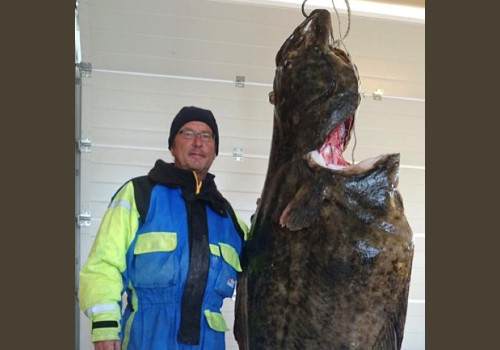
234,9,414,350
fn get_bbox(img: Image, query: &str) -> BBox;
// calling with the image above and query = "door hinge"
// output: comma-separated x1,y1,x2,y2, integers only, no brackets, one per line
76,61,92,77
77,137,92,153
235,75,245,88
77,211,92,227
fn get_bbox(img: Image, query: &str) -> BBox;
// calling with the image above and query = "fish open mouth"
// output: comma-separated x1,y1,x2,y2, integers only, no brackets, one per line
309,115,354,170
307,114,391,174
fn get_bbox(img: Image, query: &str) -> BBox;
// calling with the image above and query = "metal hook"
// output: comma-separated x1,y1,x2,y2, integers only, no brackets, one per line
302,0,309,18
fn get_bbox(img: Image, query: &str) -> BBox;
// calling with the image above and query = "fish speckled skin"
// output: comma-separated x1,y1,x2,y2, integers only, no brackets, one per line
234,9,414,350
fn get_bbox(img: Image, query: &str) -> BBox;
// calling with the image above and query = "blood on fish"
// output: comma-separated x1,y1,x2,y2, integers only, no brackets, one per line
319,117,353,166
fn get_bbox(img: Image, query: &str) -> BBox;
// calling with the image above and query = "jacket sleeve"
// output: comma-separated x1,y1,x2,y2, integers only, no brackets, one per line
78,181,140,342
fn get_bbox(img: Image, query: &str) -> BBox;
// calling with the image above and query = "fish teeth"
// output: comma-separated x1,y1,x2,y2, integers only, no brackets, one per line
309,151,348,170
310,150,326,167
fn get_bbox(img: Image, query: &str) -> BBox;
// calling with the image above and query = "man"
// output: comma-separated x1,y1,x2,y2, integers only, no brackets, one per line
79,106,248,350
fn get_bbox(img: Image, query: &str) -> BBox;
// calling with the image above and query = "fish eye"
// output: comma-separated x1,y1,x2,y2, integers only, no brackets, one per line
269,91,276,105
283,59,293,69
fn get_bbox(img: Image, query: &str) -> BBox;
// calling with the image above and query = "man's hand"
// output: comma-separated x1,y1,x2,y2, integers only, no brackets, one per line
94,340,121,350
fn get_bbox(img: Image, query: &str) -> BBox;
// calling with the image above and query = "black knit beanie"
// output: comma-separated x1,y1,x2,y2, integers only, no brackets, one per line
168,106,219,155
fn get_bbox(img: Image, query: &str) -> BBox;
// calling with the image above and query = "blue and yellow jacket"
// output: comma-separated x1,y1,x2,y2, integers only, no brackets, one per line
78,160,248,349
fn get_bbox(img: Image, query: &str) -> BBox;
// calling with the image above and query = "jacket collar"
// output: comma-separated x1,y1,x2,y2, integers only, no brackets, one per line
148,159,228,216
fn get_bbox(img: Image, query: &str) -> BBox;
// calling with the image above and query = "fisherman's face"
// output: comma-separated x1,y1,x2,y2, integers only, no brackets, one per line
170,121,217,180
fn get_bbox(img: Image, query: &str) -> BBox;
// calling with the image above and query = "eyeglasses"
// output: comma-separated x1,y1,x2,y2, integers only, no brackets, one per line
178,129,215,142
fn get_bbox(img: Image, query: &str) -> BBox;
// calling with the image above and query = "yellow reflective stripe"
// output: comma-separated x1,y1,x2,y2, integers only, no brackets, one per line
134,232,177,254
219,243,242,272
209,243,221,256
203,310,229,332
122,281,137,349
127,281,139,311
122,310,136,349
236,214,249,241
